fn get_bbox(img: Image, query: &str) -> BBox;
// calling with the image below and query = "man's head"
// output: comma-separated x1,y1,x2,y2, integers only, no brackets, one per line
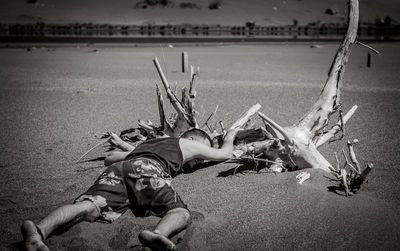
181,128,213,147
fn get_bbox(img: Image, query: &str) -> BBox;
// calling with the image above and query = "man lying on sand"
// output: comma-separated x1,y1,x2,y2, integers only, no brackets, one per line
21,128,239,251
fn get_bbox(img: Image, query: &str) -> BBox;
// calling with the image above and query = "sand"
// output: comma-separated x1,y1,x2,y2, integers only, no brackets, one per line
1,42,400,250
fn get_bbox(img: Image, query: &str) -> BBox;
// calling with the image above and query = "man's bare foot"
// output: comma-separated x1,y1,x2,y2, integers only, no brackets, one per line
139,230,176,251
21,220,49,251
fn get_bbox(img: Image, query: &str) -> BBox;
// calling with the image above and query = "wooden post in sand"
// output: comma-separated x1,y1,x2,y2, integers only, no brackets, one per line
182,52,188,72
367,52,371,67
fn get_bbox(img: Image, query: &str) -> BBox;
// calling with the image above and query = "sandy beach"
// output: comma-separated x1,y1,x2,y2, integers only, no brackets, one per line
1,42,400,250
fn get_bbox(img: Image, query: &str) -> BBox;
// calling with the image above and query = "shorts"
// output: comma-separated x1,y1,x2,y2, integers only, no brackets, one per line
75,157,187,223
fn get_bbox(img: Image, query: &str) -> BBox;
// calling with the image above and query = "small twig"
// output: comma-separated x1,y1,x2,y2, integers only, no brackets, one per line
258,111,293,146
316,105,358,147
205,122,212,132
211,105,219,122
219,121,226,135
203,112,214,128
210,105,219,130
230,157,286,169
287,153,296,169
230,104,261,129
356,41,380,55
341,148,359,174
233,165,241,176
347,140,361,174
212,120,219,132
76,136,111,163
189,65,199,98
259,127,278,141
340,169,353,197
202,105,219,131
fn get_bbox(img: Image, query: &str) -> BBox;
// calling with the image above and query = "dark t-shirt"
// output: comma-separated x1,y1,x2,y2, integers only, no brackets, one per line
125,137,184,177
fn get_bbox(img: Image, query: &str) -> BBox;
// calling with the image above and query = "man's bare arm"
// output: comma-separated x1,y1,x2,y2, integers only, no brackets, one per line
180,128,239,162
104,151,131,166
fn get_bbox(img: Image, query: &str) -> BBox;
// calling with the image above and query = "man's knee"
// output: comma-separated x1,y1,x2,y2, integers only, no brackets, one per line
168,207,191,222
75,200,100,222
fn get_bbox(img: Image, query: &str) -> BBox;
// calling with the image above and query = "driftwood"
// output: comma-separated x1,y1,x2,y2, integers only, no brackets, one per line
76,136,111,163
259,0,360,172
77,0,372,195
230,0,365,173
329,141,373,197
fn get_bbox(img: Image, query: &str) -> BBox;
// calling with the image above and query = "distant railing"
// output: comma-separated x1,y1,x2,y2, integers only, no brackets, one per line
1,22,399,41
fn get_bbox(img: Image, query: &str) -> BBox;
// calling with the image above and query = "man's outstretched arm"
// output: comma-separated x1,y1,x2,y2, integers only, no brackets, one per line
180,128,240,162
104,151,131,166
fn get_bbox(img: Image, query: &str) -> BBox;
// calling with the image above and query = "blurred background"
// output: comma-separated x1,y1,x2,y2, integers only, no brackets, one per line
0,0,399,42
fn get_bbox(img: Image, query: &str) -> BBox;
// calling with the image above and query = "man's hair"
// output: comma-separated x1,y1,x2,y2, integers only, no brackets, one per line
181,128,213,147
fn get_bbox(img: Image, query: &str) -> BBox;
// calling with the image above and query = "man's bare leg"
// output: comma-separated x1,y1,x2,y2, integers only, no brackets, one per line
139,208,191,251
21,200,99,251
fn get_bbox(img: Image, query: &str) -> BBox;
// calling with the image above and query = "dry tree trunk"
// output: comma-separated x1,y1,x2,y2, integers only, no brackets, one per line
254,0,361,172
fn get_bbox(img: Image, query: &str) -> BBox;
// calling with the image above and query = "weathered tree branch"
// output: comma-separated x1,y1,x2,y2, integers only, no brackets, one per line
258,112,294,146
230,104,261,129
347,139,362,174
315,105,358,147
294,0,359,139
153,58,187,118
153,57,199,136
156,84,173,135
249,0,361,173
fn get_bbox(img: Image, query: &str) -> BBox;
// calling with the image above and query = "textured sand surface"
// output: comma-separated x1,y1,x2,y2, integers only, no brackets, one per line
0,43,400,250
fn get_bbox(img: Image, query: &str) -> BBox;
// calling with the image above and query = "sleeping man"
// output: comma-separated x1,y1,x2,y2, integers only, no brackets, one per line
21,128,239,251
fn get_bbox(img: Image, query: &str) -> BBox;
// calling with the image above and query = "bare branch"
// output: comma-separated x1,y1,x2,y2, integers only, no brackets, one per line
202,105,219,129
156,85,171,132
294,0,359,139
181,87,189,109
258,111,293,145
356,41,380,55
230,156,286,170
76,136,111,163
153,58,189,120
341,148,359,174
347,139,361,174
260,127,276,140
189,65,199,98
340,169,353,197
316,105,358,147
219,121,226,135
230,104,261,129
262,120,280,139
